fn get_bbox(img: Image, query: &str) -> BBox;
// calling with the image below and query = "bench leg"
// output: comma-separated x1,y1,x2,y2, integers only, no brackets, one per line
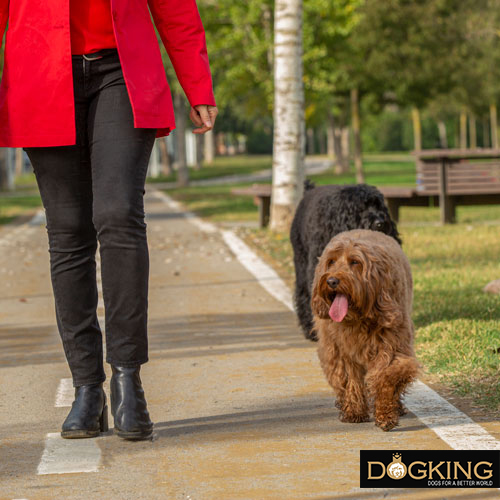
440,196,456,224
385,199,400,223
258,197,271,228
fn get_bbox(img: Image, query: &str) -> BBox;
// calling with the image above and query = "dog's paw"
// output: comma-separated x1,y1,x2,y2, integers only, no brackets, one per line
306,329,318,342
375,417,399,432
340,412,370,423
397,403,408,417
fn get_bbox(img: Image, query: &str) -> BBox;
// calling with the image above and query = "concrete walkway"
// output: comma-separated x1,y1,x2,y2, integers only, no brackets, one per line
0,188,499,499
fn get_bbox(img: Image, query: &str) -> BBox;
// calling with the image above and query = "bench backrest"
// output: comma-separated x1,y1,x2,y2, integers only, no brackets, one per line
417,159,500,195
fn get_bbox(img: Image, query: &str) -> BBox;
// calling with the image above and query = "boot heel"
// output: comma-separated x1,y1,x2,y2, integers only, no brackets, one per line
100,405,109,432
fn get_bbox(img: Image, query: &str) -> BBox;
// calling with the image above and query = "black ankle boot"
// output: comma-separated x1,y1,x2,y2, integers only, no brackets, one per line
61,383,108,439
110,365,153,440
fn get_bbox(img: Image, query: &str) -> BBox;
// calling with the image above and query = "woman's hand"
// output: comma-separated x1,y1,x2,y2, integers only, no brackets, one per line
190,105,218,134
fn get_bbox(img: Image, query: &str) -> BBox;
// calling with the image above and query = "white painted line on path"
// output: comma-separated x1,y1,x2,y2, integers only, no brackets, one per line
152,189,218,234
154,189,500,452
221,229,294,311
54,378,74,408
406,380,500,450
37,433,101,475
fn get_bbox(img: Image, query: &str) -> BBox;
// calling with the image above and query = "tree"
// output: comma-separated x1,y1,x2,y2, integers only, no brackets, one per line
270,0,305,232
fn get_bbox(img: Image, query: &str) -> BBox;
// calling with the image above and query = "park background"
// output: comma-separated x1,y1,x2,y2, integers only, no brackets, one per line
0,0,499,418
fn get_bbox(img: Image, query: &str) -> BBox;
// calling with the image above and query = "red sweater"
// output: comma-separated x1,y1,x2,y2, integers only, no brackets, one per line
70,0,117,55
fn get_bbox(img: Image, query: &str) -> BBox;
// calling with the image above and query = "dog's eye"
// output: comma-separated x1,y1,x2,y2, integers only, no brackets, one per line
327,259,336,267
350,260,360,266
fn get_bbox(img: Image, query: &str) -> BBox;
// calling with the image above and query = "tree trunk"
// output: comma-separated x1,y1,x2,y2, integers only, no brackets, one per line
333,127,350,175
318,128,326,155
411,107,422,152
469,113,477,150
306,128,315,155
490,104,498,149
270,0,305,233
263,4,274,71
0,148,9,190
334,127,347,174
459,111,467,149
438,120,448,149
327,110,347,174
158,137,173,176
15,148,24,177
195,133,203,170
327,109,335,160
174,92,189,187
350,88,364,183
216,132,226,155
483,117,490,148
203,129,215,163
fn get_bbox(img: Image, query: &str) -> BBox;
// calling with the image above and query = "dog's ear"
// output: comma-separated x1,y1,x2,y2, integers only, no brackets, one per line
311,258,330,319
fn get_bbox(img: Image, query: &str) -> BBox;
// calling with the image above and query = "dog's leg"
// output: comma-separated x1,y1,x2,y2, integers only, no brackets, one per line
317,340,346,410
397,400,408,416
318,341,369,423
292,243,318,340
339,364,369,423
366,354,419,431
295,272,316,340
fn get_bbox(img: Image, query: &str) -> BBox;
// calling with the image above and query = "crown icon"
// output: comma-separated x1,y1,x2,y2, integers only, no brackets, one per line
387,453,407,479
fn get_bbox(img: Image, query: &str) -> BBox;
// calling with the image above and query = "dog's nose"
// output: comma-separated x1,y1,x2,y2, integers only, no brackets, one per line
327,277,339,289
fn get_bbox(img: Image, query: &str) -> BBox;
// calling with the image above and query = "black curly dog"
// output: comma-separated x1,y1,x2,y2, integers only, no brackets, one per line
290,181,401,341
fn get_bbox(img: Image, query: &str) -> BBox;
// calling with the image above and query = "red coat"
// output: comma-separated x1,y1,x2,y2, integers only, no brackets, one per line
0,0,216,147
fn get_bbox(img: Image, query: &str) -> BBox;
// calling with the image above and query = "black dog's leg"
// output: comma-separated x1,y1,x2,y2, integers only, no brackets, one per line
292,237,317,340
301,257,321,341
295,272,316,340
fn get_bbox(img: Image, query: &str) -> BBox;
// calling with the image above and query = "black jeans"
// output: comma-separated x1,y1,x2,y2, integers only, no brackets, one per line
24,48,157,387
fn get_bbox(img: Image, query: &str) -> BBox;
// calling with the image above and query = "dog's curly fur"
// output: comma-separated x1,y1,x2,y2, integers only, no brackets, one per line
311,229,419,431
290,182,401,341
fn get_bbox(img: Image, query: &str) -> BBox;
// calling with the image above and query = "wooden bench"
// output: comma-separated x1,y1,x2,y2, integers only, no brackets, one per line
231,184,272,227
377,186,437,223
233,150,500,227
382,149,500,224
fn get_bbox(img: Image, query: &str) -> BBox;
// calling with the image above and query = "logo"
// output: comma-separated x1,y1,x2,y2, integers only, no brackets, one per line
360,450,500,488
387,453,407,480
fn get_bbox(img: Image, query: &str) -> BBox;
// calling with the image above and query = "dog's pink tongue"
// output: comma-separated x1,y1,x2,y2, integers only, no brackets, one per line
329,294,348,322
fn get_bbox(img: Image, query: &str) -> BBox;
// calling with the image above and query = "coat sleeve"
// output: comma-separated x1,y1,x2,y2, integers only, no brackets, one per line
0,0,8,53
148,0,216,108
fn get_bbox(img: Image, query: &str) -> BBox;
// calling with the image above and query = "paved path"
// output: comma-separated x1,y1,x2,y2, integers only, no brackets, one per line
0,188,499,499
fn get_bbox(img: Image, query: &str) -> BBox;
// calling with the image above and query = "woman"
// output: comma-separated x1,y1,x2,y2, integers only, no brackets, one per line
0,0,217,441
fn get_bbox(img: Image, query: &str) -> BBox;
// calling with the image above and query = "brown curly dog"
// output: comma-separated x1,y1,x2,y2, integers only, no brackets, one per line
311,229,419,431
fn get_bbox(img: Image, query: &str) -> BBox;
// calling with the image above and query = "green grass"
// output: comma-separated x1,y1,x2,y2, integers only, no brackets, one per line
398,224,500,410
0,172,40,226
0,193,42,225
147,155,272,184
310,159,417,187
165,183,259,222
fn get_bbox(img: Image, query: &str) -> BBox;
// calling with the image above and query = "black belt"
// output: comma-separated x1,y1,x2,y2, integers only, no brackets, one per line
73,48,118,61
